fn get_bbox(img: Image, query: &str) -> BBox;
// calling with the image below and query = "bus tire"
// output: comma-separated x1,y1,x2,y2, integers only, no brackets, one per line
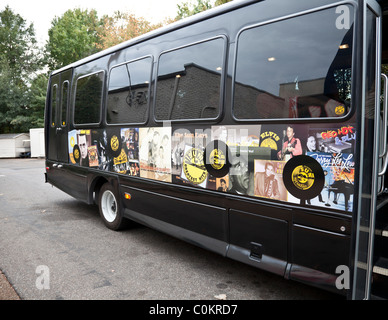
98,183,128,231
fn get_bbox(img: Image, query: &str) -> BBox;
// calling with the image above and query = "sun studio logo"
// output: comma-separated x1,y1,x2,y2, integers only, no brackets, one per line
183,147,207,185
291,165,315,190
260,131,280,150
74,148,80,160
209,148,225,171
111,135,119,152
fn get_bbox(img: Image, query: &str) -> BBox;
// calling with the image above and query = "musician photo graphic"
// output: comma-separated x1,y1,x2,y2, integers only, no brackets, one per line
254,161,280,199
277,125,303,161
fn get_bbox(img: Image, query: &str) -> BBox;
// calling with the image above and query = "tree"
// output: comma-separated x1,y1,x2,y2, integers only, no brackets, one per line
175,0,232,20
0,6,42,82
214,0,233,6
176,0,213,19
0,57,30,133
28,73,48,128
46,8,103,70
0,6,43,133
96,11,162,50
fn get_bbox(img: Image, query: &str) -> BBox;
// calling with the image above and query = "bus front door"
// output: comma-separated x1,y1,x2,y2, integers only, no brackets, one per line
47,70,71,164
47,73,60,162
352,0,388,300
56,69,72,163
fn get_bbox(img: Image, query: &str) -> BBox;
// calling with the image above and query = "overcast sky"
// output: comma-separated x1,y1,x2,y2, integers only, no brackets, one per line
2,0,183,45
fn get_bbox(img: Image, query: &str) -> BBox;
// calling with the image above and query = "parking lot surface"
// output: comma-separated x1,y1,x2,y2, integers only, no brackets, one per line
0,158,342,301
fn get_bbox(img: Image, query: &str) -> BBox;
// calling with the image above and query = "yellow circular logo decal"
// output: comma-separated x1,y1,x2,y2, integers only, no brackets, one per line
209,148,225,170
183,147,207,184
74,148,80,160
335,105,345,115
291,165,315,190
260,138,278,150
111,135,119,152
70,136,75,148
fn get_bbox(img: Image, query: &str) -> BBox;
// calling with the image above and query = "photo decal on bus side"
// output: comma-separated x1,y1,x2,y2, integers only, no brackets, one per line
68,129,92,166
304,125,355,212
139,127,172,182
254,160,288,201
67,122,356,212
171,127,210,187
121,128,140,176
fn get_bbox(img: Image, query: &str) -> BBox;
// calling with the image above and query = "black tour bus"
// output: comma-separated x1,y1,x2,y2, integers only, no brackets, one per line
45,0,388,299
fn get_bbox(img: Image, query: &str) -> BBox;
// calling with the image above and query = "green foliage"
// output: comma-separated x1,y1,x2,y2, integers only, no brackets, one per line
97,11,161,50
46,8,103,70
0,6,43,134
28,73,48,128
383,64,388,75
176,0,213,19
176,0,232,19
0,6,42,81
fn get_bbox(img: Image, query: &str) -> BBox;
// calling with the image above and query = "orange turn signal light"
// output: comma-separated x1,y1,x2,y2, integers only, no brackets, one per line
124,193,131,200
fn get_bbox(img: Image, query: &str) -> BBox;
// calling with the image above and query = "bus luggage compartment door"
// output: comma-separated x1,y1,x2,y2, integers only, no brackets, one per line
121,184,228,256
227,209,288,276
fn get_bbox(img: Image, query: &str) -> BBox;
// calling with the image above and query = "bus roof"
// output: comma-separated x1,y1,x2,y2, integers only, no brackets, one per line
51,0,257,76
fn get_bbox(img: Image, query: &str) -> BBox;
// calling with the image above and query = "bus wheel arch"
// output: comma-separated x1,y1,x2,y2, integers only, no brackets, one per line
90,176,108,205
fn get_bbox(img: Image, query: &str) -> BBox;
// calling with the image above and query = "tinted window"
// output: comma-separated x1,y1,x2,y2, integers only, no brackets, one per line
74,71,104,125
107,57,152,124
234,6,354,120
155,37,225,121
61,81,69,126
50,84,57,127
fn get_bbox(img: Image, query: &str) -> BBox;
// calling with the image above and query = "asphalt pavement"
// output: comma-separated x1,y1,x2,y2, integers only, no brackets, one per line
0,158,342,301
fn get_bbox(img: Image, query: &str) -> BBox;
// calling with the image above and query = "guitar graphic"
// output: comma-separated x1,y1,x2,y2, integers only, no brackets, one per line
279,130,297,161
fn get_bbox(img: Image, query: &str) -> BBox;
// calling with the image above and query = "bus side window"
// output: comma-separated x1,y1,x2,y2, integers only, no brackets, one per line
233,5,354,120
50,84,58,127
74,71,104,125
61,81,69,126
107,57,152,125
155,37,225,121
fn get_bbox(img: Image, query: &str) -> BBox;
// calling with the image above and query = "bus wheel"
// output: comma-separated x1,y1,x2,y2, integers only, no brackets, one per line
99,183,128,231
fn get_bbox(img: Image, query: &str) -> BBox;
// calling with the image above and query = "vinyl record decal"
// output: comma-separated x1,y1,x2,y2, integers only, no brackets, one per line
283,155,324,200
183,146,208,184
73,144,80,164
204,140,230,177
107,132,122,158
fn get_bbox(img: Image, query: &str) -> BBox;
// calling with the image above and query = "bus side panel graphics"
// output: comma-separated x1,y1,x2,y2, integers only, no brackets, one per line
139,127,172,182
287,124,356,212
283,155,325,202
308,152,354,212
68,129,78,164
171,127,211,188
211,125,268,196
119,128,139,176
66,123,356,212
68,129,93,166
254,159,288,201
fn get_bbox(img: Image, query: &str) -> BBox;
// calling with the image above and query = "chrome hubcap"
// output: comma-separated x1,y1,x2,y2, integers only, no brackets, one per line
101,190,117,223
